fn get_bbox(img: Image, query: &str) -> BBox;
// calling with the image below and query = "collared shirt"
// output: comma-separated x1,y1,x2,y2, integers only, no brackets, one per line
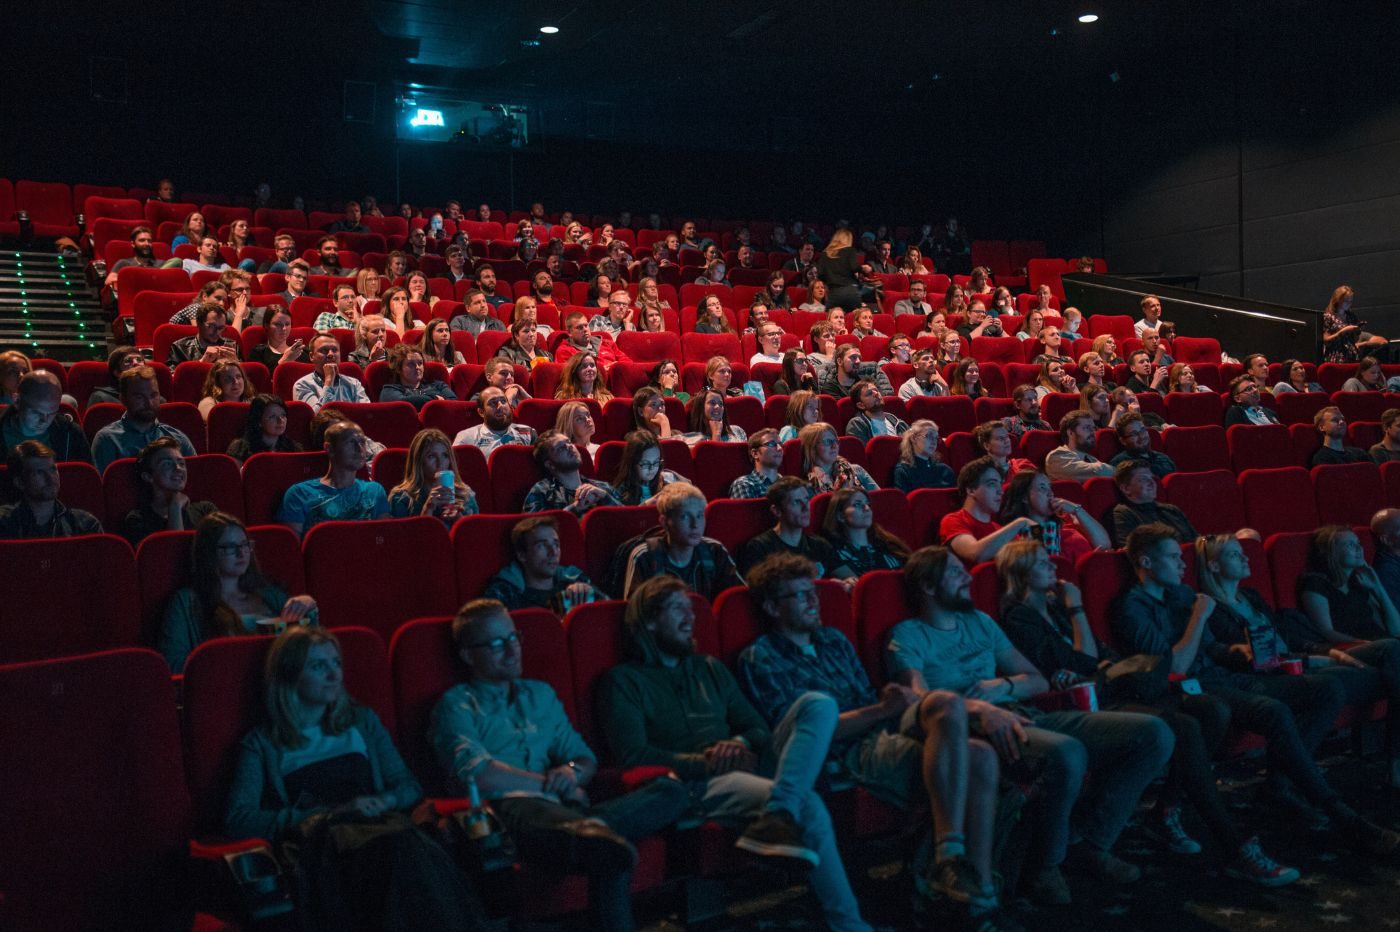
1044,446,1115,482
621,537,744,600
428,678,594,799
291,370,369,412
728,470,777,500
312,311,355,332
1113,582,1228,678
587,314,626,337
0,500,102,539
738,627,876,733
92,415,197,472
523,476,621,515
453,423,536,452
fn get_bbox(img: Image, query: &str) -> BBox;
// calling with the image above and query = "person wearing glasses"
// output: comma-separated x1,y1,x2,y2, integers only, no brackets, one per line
484,515,600,613
429,599,687,932
278,259,316,305
256,234,298,274
278,420,389,536
749,324,787,366
158,512,317,673
588,290,636,337
729,428,784,499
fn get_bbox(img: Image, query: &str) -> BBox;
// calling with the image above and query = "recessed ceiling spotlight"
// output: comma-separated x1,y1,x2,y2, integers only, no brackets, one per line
539,25,560,34
1078,13,1099,23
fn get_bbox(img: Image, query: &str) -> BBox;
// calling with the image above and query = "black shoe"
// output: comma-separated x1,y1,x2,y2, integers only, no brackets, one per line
734,809,819,869
559,818,638,872
926,856,982,905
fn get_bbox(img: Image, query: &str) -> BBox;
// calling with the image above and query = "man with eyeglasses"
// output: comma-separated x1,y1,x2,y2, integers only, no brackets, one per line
485,515,599,612
292,334,369,413
736,553,1016,925
278,419,388,536
845,379,909,442
893,280,933,318
0,440,102,539
257,235,298,275
820,344,892,397
729,429,784,499
1109,413,1177,478
620,482,743,600
92,365,197,472
589,291,636,338
278,259,315,306
430,598,688,932
1223,375,1282,427
739,477,857,584
749,325,786,366
523,430,621,516
312,284,361,332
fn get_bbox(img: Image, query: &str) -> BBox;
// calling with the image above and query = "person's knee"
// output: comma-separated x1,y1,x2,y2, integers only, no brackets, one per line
919,689,967,729
792,690,839,730
1047,735,1088,785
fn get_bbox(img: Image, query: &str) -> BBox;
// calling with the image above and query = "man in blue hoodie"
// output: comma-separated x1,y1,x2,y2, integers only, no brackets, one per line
484,515,601,614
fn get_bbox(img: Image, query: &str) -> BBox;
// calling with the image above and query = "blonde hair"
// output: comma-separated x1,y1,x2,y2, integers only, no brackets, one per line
263,627,356,749
899,419,940,466
995,539,1046,604
553,400,595,444
354,267,382,298
391,428,470,505
798,421,837,473
201,358,251,403
823,228,853,259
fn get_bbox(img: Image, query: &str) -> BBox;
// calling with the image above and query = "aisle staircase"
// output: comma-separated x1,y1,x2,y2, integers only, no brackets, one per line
0,250,107,361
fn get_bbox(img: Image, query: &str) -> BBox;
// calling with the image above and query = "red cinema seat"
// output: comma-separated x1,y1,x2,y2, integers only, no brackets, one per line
84,194,143,221
303,518,456,642
487,444,547,513
1312,462,1383,526
117,266,191,321
1384,461,1400,505
851,569,907,684
241,451,328,524
1159,470,1248,536
580,505,659,584
0,648,194,931
56,461,105,516
420,399,480,440
206,399,314,454
1227,424,1296,472
905,395,976,435
452,511,584,601
101,452,243,528
682,332,743,366
1162,425,1230,473
1239,467,1319,537
1264,532,1313,609
907,487,960,547
1165,392,1224,427
1076,549,1137,649
864,435,903,488
322,401,422,448
1333,391,1394,425
1086,314,1133,342
1275,391,1330,426
0,534,140,663
713,579,854,666
15,179,77,237
616,331,682,364
1019,429,1061,469
969,336,1022,365
691,440,754,501
704,497,774,553
1171,336,1222,364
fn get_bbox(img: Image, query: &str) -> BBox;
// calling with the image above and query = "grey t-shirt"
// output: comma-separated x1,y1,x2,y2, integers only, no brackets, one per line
886,612,1013,699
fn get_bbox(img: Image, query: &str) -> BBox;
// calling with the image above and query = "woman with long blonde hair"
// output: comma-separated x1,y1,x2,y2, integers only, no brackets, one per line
818,227,863,311
388,428,477,522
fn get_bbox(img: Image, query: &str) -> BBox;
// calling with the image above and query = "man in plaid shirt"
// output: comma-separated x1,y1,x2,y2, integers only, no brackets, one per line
727,429,783,499
735,553,1009,924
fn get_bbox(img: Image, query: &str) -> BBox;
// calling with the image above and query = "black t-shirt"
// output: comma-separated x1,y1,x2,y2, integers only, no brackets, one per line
1297,571,1385,640
817,248,861,289
739,528,845,578
1310,445,1369,467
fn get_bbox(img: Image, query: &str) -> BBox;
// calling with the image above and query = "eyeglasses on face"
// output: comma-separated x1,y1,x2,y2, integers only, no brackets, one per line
469,630,522,652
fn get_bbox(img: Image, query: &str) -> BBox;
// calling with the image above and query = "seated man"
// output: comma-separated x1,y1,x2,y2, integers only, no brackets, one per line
1134,294,1165,339
621,482,743,600
590,290,636,338
92,365,197,472
180,235,231,276
325,201,368,235
443,245,473,285
279,260,315,305
0,440,102,538
1310,406,1369,466
890,546,1175,902
103,225,159,292
600,577,875,932
277,419,389,535
738,477,856,584
453,386,537,452
844,379,909,442
0,370,90,463
1108,460,1200,546
728,428,783,499
1001,384,1052,440
257,234,298,275
430,599,688,932
470,357,532,410
940,456,1036,565
1108,413,1176,477
1123,350,1169,396
1369,408,1400,464
292,334,370,412
167,303,239,367
449,289,506,337
555,311,631,372
1045,411,1114,482
312,284,360,332
1113,524,1398,854
898,348,948,400
819,345,893,398
307,235,354,276
485,515,600,613
475,264,510,308
523,430,621,516
1223,376,1281,427
1140,328,1174,369
892,279,933,317
738,553,1010,922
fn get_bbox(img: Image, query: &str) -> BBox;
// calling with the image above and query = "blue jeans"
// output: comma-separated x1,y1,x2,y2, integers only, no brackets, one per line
1015,709,1174,868
695,691,871,932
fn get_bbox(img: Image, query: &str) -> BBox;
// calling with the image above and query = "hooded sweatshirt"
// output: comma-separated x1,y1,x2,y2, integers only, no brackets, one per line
598,610,770,781
482,560,592,611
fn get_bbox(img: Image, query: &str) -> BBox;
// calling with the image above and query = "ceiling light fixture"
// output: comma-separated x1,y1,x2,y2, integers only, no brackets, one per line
1078,13,1099,23
539,25,560,34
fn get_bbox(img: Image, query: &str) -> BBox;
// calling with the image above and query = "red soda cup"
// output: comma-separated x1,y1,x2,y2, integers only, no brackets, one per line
1069,682,1098,712
1280,658,1304,676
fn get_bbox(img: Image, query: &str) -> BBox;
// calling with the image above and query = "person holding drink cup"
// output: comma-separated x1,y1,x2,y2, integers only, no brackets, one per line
388,428,478,523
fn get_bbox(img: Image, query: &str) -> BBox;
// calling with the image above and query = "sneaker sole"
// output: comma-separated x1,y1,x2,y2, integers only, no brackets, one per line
733,836,820,867
1224,865,1300,887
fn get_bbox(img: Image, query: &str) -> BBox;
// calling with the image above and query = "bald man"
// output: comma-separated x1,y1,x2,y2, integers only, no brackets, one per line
1371,509,1400,598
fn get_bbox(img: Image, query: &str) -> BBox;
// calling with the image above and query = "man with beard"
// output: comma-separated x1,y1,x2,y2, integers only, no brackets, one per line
530,269,557,305
325,200,369,235
784,241,817,276
844,379,909,442
449,289,505,337
820,345,893,397
452,387,536,452
104,225,159,291
277,419,389,536
620,483,743,600
0,440,103,538
474,264,509,308
600,576,875,932
888,546,1174,904
181,235,231,276
308,235,355,276
167,303,239,367
91,365,197,472
523,430,620,516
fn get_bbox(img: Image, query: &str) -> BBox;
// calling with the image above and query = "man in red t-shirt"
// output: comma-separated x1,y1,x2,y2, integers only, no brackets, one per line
939,456,1037,565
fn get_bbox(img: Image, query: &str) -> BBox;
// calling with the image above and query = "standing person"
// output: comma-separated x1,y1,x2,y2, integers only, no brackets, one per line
817,228,865,311
227,627,487,930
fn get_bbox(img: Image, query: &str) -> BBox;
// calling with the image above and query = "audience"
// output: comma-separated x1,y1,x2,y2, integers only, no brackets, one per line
1309,405,1368,465
739,477,857,583
1045,411,1114,482
0,370,90,463
1371,408,1400,463
1108,413,1176,476
196,359,252,419
452,387,536,452
484,515,599,612
844,379,908,441
1272,359,1323,394
940,456,1035,564
999,469,1110,563
278,420,390,535
168,303,239,367
898,348,949,399
611,430,679,505
523,431,621,515
684,389,746,444
801,421,877,492
556,351,614,404
1002,384,1051,440
121,438,218,545
86,346,146,407
819,487,910,573
1223,376,1281,427
728,428,784,499
226,394,301,462
379,343,455,408
292,334,370,412
0,440,102,538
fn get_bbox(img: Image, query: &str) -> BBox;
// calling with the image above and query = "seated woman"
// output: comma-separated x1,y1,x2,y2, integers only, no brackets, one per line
555,351,614,404
704,355,743,398
348,314,389,368
1341,356,1386,393
225,626,485,929
404,270,439,311
825,306,849,335
227,394,303,462
388,428,477,522
379,343,455,409
1077,351,1115,391
1091,334,1124,366
819,487,909,574
635,276,672,317
159,512,317,673
379,285,419,335
999,469,1110,564
991,286,1016,318
891,418,955,492
247,305,306,369
973,419,1036,478
848,305,884,339
511,295,554,337
637,303,668,334
585,272,614,309
684,389,746,445
997,538,1301,885
631,386,673,439
417,318,466,366
693,295,733,334
764,271,790,310
555,400,600,457
797,279,829,313
497,319,552,369
1299,525,1400,647
772,349,819,396
611,430,680,506
198,358,253,420
122,438,219,545
353,267,382,311
1079,383,1115,430
942,285,967,318
948,357,986,399
1272,358,1324,395
800,421,876,492
1035,358,1077,399
934,332,962,367
779,389,821,443
1168,363,1213,393
900,246,931,275
648,358,689,403
1111,385,1166,430
1017,309,1045,343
